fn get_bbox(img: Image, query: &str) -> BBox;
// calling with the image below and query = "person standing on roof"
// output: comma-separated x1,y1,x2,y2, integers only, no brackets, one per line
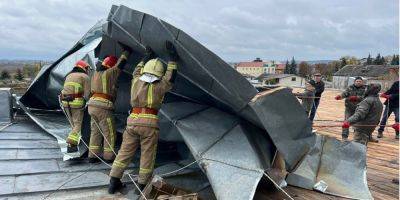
377,80,399,139
309,73,325,121
294,80,316,118
61,60,91,153
87,44,132,163
335,77,372,141
342,83,383,145
108,41,179,194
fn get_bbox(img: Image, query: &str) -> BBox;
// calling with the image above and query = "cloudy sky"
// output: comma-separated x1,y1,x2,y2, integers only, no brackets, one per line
0,0,398,61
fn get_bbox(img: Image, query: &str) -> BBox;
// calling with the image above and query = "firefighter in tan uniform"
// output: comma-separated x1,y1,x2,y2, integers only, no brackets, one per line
60,60,90,153
87,46,132,163
108,41,179,194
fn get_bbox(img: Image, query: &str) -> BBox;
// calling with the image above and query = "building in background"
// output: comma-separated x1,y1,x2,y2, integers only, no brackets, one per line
333,65,399,90
275,63,286,74
257,74,306,87
235,58,279,77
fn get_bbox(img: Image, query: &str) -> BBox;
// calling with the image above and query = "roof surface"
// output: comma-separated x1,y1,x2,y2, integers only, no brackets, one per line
334,65,398,77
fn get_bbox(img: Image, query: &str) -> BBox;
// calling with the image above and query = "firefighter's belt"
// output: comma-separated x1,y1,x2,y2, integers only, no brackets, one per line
131,107,159,115
92,93,113,101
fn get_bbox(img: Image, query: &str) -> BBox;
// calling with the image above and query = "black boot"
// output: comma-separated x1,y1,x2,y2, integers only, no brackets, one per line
377,131,383,138
108,177,124,194
88,157,101,163
67,144,78,153
134,183,146,195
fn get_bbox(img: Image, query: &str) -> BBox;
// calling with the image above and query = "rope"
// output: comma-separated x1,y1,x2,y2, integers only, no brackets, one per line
0,122,14,132
262,172,294,200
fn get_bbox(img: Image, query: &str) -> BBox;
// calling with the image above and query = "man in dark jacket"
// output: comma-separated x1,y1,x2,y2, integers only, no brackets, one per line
335,77,366,139
309,73,325,121
377,81,399,139
342,83,383,145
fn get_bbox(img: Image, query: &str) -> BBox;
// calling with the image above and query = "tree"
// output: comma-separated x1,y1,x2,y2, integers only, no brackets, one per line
14,68,24,81
289,57,297,74
380,56,386,65
327,60,342,74
374,53,384,65
314,63,328,76
284,59,290,74
391,54,399,65
298,61,311,77
0,70,10,80
366,54,373,65
340,57,347,67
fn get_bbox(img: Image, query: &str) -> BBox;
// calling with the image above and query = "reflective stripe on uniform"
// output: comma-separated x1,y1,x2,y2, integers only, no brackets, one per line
101,72,107,94
64,82,83,94
147,84,153,108
106,117,114,150
113,160,127,168
89,97,112,104
167,62,177,70
129,113,158,120
89,145,100,150
67,132,81,142
63,98,85,107
139,167,152,174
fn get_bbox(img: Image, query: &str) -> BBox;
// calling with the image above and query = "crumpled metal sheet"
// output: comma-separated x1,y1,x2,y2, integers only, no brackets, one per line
160,102,275,200
286,135,372,200
240,87,316,171
0,88,13,123
17,4,372,200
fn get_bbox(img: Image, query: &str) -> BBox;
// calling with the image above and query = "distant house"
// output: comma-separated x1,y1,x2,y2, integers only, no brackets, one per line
275,63,286,74
257,74,306,87
333,65,399,90
235,58,278,77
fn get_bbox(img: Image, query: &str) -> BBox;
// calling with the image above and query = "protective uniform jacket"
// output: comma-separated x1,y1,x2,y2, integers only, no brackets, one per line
61,70,90,108
341,84,366,111
128,61,177,128
87,51,129,110
348,95,383,127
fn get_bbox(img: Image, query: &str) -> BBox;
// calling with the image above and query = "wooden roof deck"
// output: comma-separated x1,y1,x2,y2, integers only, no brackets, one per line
280,88,399,200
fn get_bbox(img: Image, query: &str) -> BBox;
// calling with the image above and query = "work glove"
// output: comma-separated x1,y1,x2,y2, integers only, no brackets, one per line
142,46,154,63
348,96,359,102
118,42,133,54
392,123,399,131
380,93,391,99
166,41,179,61
342,121,350,129
334,95,342,100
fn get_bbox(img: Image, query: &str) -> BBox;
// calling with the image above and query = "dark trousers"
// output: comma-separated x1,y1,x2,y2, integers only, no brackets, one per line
378,105,399,134
309,98,320,121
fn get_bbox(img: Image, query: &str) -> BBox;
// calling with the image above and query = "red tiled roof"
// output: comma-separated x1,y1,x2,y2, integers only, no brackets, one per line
276,64,286,70
236,62,264,68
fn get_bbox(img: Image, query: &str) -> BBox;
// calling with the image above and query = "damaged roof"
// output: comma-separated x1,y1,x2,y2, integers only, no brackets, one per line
12,4,375,200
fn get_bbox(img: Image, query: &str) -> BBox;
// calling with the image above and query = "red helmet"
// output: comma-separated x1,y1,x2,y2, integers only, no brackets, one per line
75,60,89,72
102,56,118,69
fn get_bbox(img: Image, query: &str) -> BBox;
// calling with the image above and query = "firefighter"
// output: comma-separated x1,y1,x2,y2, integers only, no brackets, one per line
342,83,383,145
87,45,132,163
61,60,90,153
335,77,366,140
108,41,179,194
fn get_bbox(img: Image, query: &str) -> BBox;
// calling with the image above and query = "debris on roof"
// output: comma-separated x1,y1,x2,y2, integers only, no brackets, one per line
10,4,374,200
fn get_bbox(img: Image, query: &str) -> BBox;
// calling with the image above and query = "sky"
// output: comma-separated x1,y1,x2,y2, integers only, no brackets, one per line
0,0,398,62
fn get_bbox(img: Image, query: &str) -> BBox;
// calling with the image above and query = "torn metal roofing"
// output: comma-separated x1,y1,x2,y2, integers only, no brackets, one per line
17,4,373,200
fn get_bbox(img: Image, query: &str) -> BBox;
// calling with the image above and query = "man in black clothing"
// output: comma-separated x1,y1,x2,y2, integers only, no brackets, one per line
309,73,325,121
377,80,399,139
